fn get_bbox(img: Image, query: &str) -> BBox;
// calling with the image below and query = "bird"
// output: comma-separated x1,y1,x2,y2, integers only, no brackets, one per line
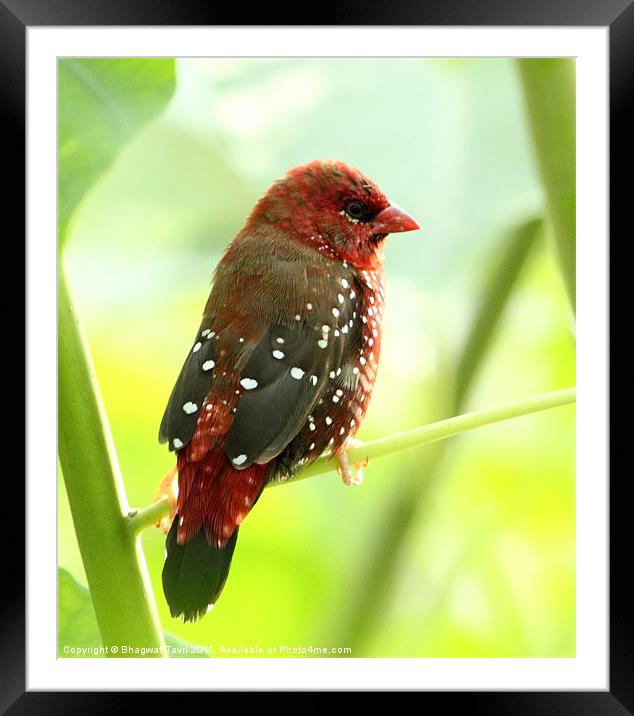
158,159,419,621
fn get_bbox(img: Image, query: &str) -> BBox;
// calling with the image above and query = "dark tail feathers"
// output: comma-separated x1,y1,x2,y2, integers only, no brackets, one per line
162,519,238,622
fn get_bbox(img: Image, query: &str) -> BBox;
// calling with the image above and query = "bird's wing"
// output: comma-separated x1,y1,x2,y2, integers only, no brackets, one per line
158,322,219,451
160,290,360,468
224,316,357,468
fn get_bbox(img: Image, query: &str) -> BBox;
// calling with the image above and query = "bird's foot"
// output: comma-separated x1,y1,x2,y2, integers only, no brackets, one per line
153,465,178,534
335,439,368,487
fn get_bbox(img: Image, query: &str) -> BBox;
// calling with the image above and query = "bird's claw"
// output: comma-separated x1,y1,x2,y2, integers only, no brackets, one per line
153,465,178,534
335,439,368,487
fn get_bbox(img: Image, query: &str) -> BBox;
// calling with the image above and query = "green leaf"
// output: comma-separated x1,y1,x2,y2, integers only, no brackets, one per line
58,567,102,656
58,58,176,244
58,568,208,658
517,60,576,312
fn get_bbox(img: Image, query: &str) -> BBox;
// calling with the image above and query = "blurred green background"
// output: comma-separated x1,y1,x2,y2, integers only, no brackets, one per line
59,58,575,657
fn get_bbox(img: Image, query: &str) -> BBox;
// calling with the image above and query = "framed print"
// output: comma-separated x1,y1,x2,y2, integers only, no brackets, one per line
5,0,626,708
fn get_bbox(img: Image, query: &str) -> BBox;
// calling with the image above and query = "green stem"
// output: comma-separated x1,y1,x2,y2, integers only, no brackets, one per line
454,218,542,409
127,499,170,536
518,59,576,312
129,388,575,533
58,258,166,657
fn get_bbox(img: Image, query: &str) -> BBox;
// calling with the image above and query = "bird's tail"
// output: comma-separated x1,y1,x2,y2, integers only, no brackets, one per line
162,519,239,622
162,448,267,621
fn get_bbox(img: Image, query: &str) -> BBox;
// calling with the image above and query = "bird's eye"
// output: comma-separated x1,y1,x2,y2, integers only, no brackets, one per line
344,200,371,221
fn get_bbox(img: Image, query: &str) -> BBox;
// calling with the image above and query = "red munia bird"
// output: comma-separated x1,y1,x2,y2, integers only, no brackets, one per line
159,160,419,620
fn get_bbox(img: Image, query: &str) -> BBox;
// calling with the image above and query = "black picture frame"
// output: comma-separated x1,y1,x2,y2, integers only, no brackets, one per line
6,0,625,709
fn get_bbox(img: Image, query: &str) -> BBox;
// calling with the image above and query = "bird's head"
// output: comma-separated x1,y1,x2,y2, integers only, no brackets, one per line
246,160,420,270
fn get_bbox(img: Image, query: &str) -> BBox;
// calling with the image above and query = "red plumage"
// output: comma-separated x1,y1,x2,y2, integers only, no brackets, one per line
160,160,419,620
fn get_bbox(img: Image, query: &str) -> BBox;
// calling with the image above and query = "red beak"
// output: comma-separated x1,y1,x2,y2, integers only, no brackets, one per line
372,204,420,234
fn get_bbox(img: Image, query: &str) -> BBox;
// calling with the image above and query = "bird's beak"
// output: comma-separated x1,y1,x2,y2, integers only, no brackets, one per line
372,204,420,234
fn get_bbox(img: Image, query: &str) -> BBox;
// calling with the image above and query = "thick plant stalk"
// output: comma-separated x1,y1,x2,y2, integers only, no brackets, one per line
58,258,166,657
518,59,576,312
128,388,575,534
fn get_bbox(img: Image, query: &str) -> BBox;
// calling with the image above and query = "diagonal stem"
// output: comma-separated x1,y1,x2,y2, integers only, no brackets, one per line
127,388,575,535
